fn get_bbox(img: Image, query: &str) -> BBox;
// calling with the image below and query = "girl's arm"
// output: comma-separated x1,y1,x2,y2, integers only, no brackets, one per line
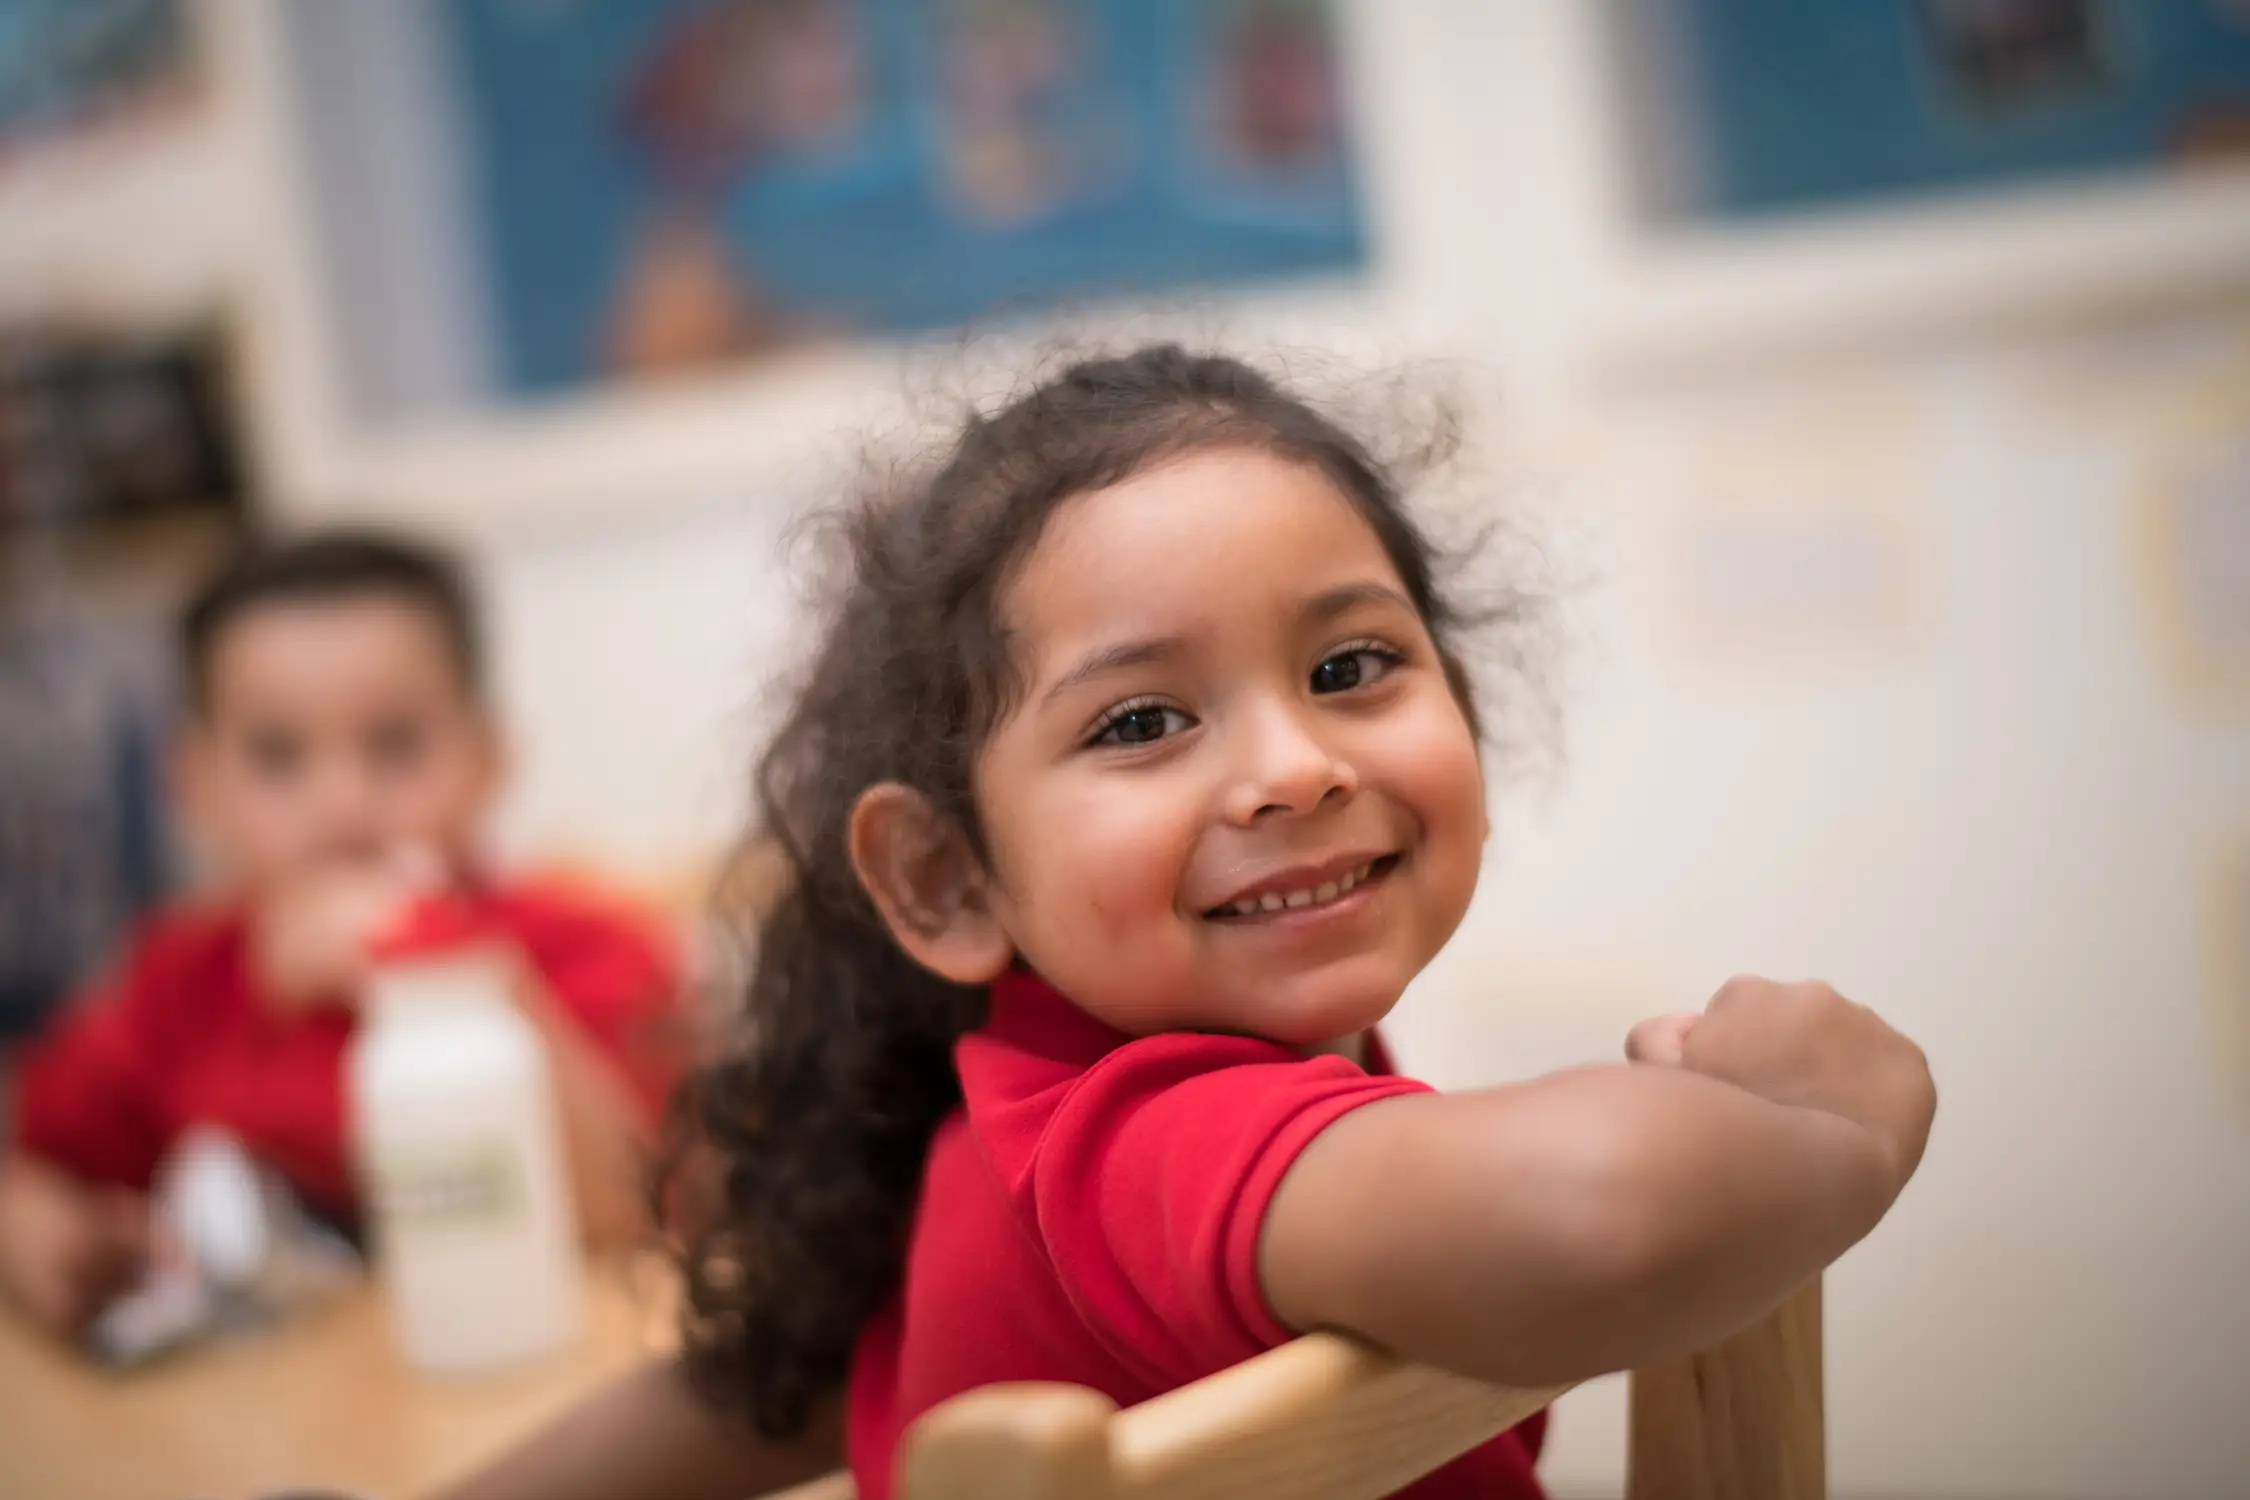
428,1359,843,1500
1262,977,1934,1387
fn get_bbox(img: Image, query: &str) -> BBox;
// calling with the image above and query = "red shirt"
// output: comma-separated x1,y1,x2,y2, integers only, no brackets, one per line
849,969,1547,1500
9,879,682,1220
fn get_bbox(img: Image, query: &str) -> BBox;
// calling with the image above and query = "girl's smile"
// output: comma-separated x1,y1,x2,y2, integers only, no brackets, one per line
1200,850,1402,922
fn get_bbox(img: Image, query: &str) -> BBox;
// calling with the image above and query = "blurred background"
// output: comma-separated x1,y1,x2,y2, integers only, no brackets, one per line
2,1,2247,1497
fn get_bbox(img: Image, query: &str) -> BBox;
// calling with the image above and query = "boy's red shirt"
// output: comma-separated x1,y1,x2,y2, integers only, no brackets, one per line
8,879,683,1219
848,968,1548,1500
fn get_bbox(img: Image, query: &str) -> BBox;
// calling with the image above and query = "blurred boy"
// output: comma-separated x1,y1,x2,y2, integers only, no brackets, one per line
0,532,681,1340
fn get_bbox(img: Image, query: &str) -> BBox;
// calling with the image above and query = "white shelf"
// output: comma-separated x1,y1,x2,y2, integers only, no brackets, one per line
0,110,235,330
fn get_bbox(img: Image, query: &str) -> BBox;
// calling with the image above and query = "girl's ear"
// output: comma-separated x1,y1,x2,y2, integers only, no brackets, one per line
849,782,1013,986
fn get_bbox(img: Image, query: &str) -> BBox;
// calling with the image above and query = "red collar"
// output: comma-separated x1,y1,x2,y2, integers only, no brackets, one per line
983,968,1137,1067
980,968,1394,1077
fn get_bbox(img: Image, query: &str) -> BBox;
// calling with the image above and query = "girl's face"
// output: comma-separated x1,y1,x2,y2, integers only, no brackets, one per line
972,447,1486,1046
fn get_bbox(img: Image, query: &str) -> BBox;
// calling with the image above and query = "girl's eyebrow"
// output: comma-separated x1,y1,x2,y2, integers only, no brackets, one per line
1303,580,1415,624
1040,583,1414,705
1042,637,1187,704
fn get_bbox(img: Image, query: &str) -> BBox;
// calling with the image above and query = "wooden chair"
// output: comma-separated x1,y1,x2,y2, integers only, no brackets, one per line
775,1278,1825,1500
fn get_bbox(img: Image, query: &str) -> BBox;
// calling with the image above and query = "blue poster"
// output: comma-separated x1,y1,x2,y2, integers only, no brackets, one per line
444,0,1367,395
1657,0,2250,219
0,0,196,155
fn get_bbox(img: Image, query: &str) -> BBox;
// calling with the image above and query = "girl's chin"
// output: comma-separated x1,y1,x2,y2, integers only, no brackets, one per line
1232,978,1406,1051
1049,952,1411,1045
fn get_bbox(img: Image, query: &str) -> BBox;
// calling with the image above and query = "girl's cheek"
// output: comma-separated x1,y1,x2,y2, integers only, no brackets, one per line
1403,696,1485,811
1070,787,1200,905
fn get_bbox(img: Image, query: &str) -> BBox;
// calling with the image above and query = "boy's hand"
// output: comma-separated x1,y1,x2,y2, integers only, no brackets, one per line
1673,976,1936,1188
0,1159,148,1339
253,850,443,1011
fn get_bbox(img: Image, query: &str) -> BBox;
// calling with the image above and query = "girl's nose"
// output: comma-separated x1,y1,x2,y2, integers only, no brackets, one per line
1221,701,1359,826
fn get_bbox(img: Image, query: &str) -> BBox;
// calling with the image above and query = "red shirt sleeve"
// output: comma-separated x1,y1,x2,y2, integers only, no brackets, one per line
10,935,179,1191
1023,1033,1431,1390
501,884,688,1127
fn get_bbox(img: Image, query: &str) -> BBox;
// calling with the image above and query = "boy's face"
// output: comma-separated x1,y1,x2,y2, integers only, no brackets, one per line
180,597,500,893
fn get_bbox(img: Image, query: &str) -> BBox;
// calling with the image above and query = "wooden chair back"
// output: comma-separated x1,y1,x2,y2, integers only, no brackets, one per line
773,1279,1824,1500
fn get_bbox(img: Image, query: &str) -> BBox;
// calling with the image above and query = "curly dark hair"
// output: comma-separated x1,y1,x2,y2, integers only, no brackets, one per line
663,343,1518,1438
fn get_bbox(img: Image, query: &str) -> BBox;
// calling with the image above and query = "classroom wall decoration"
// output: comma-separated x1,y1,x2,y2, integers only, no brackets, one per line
1628,0,2250,222
443,0,1367,395
0,325,244,536
1664,512,1918,660
0,0,200,169
1635,385,1930,668
2134,421,2250,717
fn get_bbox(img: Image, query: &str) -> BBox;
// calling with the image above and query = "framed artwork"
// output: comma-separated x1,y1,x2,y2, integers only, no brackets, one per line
0,0,201,169
215,0,1400,536
1588,0,2250,373
0,0,229,337
1626,0,2250,224
0,323,246,536
439,0,1366,396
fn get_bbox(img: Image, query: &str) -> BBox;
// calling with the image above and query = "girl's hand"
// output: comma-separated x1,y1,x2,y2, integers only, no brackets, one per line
1265,976,1934,1389
1624,1012,1700,1067
1677,976,1936,1189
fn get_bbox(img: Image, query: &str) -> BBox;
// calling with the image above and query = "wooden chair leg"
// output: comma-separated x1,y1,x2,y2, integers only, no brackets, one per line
1627,1277,1826,1500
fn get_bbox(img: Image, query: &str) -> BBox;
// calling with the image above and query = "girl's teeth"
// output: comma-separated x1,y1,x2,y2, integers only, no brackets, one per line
1223,862,1383,918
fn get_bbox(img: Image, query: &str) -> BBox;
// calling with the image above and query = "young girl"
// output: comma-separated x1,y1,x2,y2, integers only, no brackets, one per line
440,346,1934,1500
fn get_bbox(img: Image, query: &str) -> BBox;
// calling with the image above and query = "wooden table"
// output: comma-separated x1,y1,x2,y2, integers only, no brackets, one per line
0,1265,673,1500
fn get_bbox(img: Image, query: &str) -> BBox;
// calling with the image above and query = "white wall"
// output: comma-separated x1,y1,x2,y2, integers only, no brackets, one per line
479,502,798,874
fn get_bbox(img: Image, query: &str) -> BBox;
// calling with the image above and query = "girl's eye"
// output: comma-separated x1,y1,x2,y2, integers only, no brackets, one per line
1311,646,1400,695
1091,702,1193,748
